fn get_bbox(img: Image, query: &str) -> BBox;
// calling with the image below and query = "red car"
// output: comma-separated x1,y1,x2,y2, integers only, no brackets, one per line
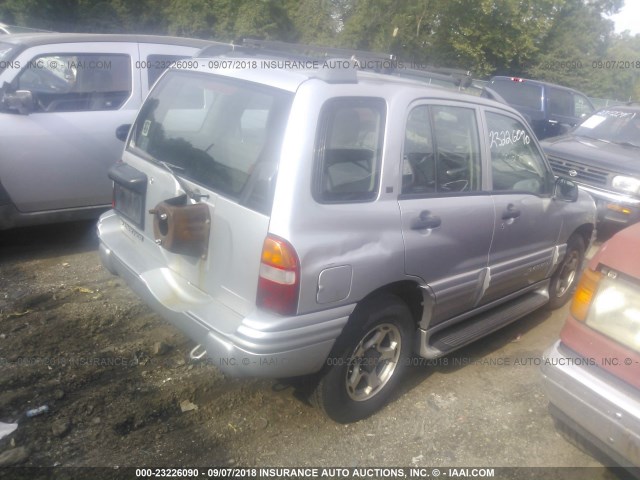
542,222,640,472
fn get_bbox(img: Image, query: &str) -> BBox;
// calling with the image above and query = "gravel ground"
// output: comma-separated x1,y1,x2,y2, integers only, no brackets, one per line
0,221,632,480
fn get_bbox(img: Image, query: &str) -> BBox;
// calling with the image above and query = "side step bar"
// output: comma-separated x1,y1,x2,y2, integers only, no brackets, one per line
419,291,549,359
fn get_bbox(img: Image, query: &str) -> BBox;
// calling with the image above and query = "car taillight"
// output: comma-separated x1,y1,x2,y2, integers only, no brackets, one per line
257,235,300,315
570,268,603,321
510,77,524,82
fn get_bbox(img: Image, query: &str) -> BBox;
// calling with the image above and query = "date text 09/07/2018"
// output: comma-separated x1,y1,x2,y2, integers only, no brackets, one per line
135,467,497,478
165,59,407,71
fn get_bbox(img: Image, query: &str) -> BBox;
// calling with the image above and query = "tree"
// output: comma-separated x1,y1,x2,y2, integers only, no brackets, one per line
163,0,221,38
233,0,294,41
527,0,623,96
287,0,337,45
0,0,81,31
425,0,560,76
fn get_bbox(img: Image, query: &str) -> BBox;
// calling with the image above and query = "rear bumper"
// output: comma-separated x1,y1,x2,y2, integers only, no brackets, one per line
540,340,640,469
98,210,352,378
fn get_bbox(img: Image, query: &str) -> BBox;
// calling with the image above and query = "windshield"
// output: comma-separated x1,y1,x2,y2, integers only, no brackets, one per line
129,70,293,214
0,42,18,74
574,109,640,147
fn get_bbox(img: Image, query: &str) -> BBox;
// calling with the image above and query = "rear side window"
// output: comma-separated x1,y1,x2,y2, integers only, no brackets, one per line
490,79,542,110
314,97,386,203
130,71,292,214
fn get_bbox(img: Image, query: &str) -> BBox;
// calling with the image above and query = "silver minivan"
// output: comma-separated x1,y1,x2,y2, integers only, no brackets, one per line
98,58,597,423
0,33,228,229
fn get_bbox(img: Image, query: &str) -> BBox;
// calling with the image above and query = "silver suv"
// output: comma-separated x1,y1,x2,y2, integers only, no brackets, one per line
98,58,596,423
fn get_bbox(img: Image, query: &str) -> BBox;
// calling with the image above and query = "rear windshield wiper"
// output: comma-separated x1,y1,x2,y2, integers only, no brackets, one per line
157,160,209,201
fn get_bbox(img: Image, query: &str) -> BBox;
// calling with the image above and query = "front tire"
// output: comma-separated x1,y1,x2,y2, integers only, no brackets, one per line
313,294,413,423
547,234,585,310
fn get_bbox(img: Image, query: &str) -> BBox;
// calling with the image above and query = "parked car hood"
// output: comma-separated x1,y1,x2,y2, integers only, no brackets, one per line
591,221,640,279
542,134,640,176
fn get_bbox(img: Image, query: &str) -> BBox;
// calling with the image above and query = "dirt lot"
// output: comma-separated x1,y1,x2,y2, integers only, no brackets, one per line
0,221,630,479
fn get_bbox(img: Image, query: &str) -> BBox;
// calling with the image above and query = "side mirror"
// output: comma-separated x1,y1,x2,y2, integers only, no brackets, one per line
115,124,131,142
554,177,579,202
3,90,35,115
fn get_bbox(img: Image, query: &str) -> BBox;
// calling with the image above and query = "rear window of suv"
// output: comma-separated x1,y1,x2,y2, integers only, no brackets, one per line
490,79,542,110
129,70,293,214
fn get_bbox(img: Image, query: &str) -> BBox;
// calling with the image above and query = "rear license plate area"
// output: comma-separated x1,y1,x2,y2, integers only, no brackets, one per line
114,182,145,228
108,163,148,229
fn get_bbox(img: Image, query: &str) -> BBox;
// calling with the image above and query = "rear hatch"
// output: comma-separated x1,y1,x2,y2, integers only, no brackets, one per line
110,69,293,317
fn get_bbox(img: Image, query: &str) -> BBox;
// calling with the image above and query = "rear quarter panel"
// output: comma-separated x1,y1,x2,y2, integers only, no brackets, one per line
269,80,409,315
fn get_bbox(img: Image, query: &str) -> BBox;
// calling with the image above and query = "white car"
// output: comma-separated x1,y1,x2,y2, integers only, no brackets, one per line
0,33,230,229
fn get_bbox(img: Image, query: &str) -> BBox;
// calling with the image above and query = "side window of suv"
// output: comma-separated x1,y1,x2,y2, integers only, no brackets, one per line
486,111,552,194
402,105,481,195
17,53,131,112
315,97,385,203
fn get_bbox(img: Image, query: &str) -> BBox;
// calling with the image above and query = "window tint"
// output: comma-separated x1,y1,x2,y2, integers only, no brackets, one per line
547,88,574,117
17,54,131,112
130,71,292,214
486,112,551,194
489,79,542,110
315,98,385,203
402,105,481,195
146,54,187,87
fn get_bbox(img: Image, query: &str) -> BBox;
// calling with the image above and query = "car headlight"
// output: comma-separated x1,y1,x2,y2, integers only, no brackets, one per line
571,268,640,353
612,175,640,196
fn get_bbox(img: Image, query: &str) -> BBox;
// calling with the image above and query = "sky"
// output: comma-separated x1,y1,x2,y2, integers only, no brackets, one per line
608,0,640,35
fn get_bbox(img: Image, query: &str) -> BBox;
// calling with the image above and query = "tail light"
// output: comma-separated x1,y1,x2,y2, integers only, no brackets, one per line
257,235,300,315
570,268,603,321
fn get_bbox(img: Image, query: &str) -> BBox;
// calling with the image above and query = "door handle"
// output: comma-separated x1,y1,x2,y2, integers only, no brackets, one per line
411,210,442,230
502,204,521,220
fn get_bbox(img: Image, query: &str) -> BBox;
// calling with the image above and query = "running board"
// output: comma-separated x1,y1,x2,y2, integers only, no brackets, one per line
420,291,549,358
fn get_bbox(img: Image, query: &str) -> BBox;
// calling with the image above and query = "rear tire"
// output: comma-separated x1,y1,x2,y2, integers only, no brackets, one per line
547,234,585,310
312,294,413,423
